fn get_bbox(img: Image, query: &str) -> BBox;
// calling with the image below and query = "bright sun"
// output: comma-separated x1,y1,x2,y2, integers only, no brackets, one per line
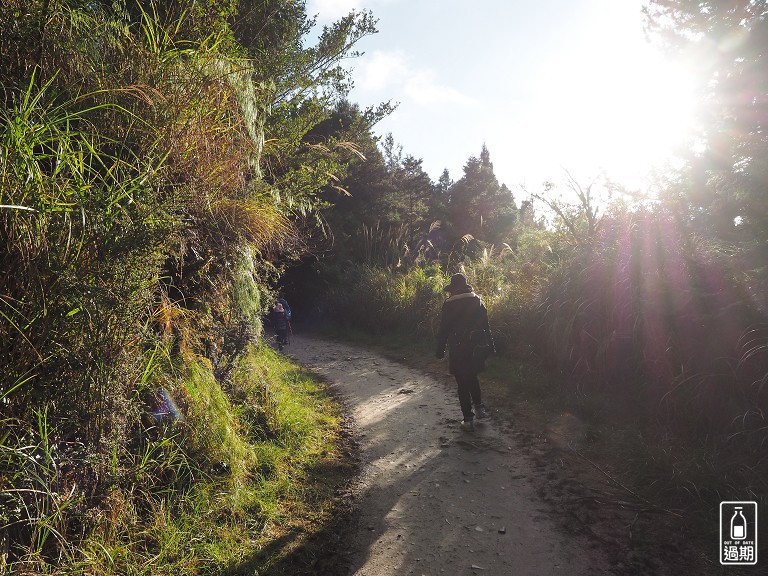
600,50,700,176
526,8,702,188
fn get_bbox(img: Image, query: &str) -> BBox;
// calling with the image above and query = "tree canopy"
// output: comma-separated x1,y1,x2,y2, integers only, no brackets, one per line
445,144,518,245
645,0,768,237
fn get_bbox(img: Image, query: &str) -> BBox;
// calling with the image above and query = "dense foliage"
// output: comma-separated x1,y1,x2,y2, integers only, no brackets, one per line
0,0,373,571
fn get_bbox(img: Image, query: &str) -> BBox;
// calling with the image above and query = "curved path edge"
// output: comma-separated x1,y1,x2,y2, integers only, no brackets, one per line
287,334,613,576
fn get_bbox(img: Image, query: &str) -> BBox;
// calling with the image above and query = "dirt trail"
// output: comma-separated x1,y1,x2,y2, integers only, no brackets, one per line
287,334,613,575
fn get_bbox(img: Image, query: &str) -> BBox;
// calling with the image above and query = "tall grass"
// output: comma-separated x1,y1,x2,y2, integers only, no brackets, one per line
532,212,767,435
2,345,345,575
1,0,375,571
319,263,446,336
0,410,82,570
0,1,301,570
0,73,172,441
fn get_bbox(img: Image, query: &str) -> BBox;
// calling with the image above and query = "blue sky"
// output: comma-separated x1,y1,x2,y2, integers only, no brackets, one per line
308,0,700,195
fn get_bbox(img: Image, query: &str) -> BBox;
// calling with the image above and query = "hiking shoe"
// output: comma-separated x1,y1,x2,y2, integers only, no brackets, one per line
460,420,474,432
473,403,488,419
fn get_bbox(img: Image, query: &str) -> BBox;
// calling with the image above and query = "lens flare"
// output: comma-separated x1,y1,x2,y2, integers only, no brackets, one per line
154,387,184,423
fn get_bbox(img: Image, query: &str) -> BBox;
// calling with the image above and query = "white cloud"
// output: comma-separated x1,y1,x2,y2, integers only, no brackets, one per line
404,72,475,106
307,0,362,21
355,50,409,91
308,0,402,22
354,50,474,107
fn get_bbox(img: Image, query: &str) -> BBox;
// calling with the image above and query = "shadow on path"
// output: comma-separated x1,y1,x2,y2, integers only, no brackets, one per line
241,335,615,576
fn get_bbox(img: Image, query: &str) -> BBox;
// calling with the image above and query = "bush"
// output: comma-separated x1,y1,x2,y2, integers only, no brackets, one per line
318,263,446,336
532,211,768,435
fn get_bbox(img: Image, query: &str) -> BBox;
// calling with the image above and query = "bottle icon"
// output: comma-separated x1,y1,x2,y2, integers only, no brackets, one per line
731,507,747,540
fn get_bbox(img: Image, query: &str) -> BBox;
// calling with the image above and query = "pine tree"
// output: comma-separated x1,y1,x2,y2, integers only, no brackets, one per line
446,145,517,244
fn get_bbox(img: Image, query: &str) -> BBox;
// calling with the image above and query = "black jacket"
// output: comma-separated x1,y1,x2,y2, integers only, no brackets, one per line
436,291,491,375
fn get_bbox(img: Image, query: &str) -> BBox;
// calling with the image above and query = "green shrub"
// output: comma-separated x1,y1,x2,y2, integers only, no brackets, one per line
318,263,445,336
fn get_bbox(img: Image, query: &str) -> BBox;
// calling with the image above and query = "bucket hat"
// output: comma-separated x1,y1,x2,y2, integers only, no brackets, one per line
444,273,473,294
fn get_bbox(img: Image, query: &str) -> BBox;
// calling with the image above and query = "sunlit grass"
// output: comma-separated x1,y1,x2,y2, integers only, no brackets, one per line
2,344,349,576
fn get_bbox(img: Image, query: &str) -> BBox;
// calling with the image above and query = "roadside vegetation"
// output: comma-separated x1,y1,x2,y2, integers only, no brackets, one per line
3,342,349,575
1,1,366,572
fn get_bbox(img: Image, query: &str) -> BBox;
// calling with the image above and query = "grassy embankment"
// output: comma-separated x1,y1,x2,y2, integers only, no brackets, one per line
1,3,370,573
2,343,354,575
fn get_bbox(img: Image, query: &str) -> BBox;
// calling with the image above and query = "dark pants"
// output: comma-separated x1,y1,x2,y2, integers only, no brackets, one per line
276,328,288,349
455,371,481,421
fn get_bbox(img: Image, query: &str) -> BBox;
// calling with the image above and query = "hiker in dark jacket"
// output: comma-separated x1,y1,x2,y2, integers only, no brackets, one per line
435,273,494,431
271,301,290,350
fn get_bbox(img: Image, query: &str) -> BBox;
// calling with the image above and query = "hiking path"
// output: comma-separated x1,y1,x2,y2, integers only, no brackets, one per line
287,334,618,576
